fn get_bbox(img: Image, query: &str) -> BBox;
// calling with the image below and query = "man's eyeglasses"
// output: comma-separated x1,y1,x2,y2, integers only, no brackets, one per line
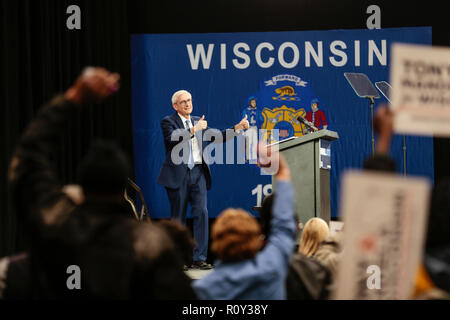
177,99,192,107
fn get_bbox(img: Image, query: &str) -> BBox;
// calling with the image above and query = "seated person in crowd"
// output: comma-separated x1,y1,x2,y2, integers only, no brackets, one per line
157,219,196,271
299,218,330,258
38,214,196,299
193,145,296,299
313,232,344,295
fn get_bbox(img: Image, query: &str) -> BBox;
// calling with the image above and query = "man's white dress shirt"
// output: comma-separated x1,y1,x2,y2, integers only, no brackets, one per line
178,113,202,164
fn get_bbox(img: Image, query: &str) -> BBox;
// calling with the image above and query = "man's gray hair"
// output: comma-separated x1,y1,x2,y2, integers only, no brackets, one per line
171,90,191,105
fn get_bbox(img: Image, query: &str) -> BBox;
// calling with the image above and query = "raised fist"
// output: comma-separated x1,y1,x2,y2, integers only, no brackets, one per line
374,105,393,137
257,142,290,181
65,67,120,105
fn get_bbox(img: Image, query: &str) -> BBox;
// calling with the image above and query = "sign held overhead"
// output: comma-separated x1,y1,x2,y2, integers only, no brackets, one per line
390,43,450,137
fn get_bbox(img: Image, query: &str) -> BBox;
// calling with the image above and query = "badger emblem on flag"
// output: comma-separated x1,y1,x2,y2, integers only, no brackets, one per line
273,86,300,101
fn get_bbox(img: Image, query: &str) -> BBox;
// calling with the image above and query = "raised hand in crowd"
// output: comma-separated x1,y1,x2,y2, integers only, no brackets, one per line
374,104,394,154
8,67,122,227
257,141,291,181
65,67,120,105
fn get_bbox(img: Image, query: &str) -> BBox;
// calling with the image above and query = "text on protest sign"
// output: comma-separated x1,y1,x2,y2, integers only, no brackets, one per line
334,171,430,300
390,43,450,137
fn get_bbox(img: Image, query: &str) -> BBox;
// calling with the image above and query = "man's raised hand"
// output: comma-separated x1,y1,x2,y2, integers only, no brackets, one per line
235,114,250,131
192,115,207,134
65,67,120,105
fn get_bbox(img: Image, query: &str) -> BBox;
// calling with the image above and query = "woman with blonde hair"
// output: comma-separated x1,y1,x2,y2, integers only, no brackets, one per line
299,218,330,257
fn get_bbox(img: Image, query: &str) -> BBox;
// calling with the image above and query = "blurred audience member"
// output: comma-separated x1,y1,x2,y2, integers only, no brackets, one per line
193,145,296,299
299,218,329,258
157,219,196,270
5,67,196,299
40,217,196,299
258,193,275,244
314,232,344,280
286,250,332,300
363,106,449,299
314,232,344,297
413,178,450,299
0,253,30,299
363,105,396,172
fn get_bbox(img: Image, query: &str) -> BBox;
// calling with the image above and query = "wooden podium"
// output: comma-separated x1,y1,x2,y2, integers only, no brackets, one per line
271,130,339,231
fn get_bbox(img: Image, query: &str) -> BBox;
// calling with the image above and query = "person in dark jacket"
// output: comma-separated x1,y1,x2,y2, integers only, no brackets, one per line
414,177,450,299
5,67,196,299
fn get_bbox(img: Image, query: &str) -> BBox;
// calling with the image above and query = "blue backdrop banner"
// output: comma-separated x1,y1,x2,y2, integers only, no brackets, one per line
130,27,433,219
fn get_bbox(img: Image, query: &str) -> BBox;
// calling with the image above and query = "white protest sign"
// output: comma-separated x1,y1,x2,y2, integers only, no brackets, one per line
390,43,450,137
334,171,430,300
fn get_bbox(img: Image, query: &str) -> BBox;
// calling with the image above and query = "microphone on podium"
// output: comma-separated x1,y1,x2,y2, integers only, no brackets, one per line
297,115,319,132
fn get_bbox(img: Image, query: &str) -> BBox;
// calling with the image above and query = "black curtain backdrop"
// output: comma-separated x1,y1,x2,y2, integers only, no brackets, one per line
1,0,450,258
0,0,132,257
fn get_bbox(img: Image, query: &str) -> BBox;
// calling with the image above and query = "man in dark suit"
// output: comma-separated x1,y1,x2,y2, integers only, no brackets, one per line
157,90,249,269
